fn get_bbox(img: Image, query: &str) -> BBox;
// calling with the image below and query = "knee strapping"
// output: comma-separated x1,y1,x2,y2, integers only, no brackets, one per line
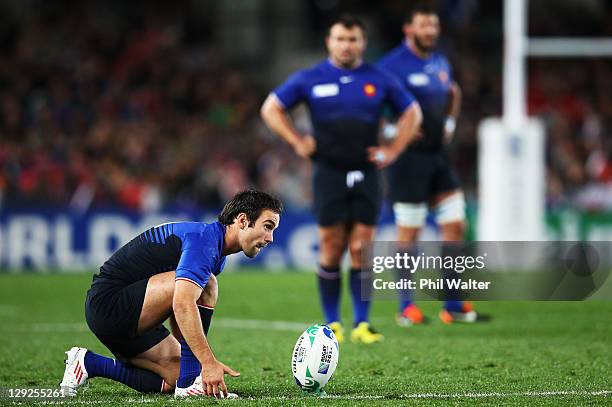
393,202,427,227
434,193,466,224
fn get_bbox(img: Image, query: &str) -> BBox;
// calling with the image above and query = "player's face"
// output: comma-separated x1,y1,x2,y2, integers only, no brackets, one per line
241,209,280,258
406,13,440,53
326,24,366,68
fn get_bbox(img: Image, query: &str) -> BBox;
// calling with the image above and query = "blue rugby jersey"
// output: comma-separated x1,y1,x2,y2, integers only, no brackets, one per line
93,221,227,290
377,43,453,151
273,59,415,170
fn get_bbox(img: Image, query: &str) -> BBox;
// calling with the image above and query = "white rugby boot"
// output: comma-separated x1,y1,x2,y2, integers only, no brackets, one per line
59,347,89,396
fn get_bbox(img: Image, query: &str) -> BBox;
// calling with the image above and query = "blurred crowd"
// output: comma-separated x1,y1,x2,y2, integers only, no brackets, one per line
530,59,612,211
0,7,303,212
0,2,610,213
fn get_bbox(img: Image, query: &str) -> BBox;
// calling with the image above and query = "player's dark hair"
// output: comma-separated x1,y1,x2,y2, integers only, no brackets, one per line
329,14,366,36
405,2,438,23
218,189,283,226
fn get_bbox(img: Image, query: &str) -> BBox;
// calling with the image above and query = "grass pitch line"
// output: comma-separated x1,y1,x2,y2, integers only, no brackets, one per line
214,318,308,332
13,318,309,333
315,389,612,400
17,390,610,404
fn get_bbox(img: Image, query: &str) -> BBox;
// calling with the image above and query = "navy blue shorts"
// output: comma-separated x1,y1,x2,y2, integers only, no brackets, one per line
312,163,381,226
85,277,170,360
387,149,461,204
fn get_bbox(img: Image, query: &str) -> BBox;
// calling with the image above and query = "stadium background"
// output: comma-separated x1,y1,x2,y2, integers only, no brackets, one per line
1,1,612,270
0,1,611,405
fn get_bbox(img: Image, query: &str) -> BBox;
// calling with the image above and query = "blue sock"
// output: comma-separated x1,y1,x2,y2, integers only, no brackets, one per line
441,243,464,310
396,243,415,312
349,268,371,326
398,268,413,311
399,299,413,312
176,339,201,388
175,305,213,388
317,265,341,324
198,305,214,336
83,351,164,393
444,300,464,312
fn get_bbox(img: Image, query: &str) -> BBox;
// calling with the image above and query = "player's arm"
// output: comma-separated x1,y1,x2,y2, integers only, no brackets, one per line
173,280,239,397
390,102,423,158
444,81,462,144
368,102,422,169
260,93,316,159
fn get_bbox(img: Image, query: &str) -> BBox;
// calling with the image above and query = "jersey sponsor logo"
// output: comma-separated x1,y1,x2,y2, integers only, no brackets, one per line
363,83,376,97
312,83,339,98
408,73,430,87
339,75,353,84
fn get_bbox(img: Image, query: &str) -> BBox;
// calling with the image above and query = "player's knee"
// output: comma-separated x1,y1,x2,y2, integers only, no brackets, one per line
435,192,466,240
198,274,218,308
397,226,420,242
159,364,179,393
348,239,365,263
161,381,175,394
319,235,346,266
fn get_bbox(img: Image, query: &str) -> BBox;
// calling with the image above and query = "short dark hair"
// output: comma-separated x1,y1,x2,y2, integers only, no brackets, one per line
405,2,438,24
328,14,366,36
218,189,283,226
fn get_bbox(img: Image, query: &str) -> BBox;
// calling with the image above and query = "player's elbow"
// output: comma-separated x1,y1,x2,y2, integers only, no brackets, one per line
403,102,423,129
451,81,462,98
413,103,423,128
260,95,282,124
260,96,274,121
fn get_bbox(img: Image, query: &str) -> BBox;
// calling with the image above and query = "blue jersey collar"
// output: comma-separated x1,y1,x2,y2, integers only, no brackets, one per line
326,58,364,72
214,221,227,256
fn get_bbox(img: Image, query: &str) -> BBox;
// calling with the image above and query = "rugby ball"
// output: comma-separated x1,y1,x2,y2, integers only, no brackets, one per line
291,324,339,393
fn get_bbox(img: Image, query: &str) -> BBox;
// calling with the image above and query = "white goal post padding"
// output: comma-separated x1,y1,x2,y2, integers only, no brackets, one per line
478,118,546,241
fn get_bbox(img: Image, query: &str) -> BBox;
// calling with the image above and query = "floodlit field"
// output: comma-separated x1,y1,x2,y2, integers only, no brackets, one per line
0,271,610,406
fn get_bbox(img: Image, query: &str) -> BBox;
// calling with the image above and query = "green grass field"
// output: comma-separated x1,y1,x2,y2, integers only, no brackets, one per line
0,270,610,406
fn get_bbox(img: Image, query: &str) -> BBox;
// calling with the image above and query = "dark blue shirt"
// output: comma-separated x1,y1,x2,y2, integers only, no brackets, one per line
378,43,452,151
274,59,415,170
94,221,227,290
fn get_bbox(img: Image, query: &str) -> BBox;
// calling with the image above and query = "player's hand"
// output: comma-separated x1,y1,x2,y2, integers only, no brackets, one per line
201,359,240,398
367,145,399,169
292,135,316,159
443,117,456,145
443,130,453,145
